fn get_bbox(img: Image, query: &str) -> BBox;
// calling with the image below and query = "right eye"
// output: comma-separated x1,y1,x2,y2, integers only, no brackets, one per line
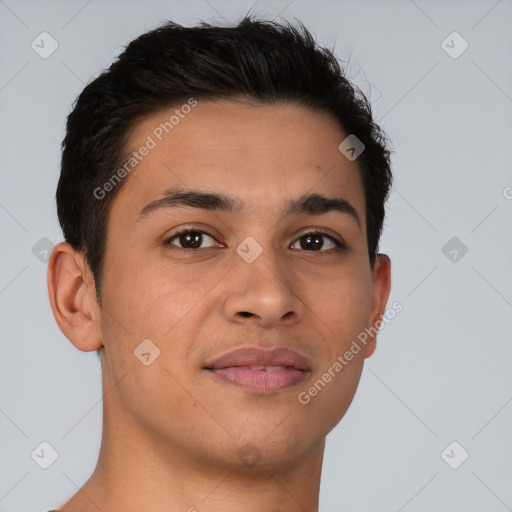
163,229,222,251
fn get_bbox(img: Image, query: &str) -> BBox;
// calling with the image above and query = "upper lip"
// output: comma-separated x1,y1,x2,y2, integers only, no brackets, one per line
205,346,311,371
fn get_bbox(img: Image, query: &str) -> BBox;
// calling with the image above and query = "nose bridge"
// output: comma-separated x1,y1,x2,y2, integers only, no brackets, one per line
242,243,289,295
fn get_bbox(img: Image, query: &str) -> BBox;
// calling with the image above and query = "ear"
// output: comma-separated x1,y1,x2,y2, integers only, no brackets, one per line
47,242,103,351
363,254,391,358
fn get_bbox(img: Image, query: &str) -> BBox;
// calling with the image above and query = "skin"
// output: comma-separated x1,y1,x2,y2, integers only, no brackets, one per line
48,99,391,512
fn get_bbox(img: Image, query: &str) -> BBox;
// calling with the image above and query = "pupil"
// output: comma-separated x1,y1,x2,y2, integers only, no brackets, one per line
302,234,322,250
181,232,201,249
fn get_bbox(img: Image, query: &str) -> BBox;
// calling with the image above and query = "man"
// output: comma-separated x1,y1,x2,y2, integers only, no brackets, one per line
47,16,392,512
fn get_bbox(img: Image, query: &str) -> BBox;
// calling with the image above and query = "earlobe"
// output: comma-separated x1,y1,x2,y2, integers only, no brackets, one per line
47,242,103,352
364,253,392,359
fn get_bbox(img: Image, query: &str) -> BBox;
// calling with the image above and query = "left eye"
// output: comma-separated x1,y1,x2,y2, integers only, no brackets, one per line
164,229,343,252
290,232,342,251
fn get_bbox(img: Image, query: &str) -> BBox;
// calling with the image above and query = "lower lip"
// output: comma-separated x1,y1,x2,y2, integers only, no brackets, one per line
208,367,309,393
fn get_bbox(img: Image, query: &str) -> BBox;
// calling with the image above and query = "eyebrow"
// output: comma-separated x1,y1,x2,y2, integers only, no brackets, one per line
137,186,361,227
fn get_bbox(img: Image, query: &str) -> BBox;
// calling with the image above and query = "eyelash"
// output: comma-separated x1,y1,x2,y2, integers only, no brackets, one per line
163,226,346,253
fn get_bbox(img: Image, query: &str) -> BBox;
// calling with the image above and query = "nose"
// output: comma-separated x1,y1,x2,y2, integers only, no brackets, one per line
221,248,304,329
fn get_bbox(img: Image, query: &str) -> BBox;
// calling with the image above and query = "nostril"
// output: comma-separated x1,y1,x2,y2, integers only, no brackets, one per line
239,312,253,318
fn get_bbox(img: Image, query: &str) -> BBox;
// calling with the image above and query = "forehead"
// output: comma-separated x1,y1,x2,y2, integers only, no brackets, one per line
110,99,365,224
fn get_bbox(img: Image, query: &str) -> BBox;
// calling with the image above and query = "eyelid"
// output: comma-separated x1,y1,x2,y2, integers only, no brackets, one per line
164,224,221,240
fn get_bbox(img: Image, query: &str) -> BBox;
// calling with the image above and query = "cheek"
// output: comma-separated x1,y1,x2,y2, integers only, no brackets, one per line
98,256,201,424
298,264,372,425
306,264,373,350
103,248,224,344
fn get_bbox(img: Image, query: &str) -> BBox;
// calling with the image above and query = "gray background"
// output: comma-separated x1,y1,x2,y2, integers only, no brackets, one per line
1,1,511,511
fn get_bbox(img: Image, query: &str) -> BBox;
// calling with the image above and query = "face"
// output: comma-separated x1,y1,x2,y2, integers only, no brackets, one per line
97,99,387,469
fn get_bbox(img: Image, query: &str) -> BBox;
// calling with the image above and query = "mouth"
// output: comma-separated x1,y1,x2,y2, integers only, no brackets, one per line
204,346,311,394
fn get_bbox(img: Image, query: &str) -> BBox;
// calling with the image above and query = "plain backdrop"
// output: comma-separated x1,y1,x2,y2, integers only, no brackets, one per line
1,1,511,511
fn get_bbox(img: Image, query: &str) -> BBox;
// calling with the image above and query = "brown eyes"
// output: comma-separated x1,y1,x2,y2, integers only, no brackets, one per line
164,228,345,253
167,230,219,250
